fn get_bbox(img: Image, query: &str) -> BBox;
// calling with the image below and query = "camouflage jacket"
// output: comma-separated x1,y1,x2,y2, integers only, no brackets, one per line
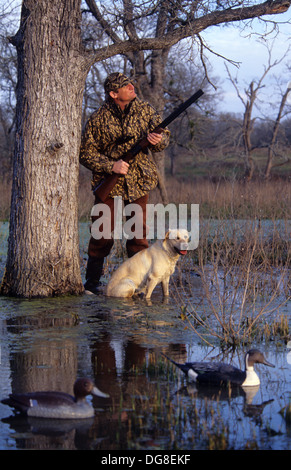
79,97,170,202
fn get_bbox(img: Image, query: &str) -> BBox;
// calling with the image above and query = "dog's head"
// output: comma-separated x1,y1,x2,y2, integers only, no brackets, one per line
164,229,189,256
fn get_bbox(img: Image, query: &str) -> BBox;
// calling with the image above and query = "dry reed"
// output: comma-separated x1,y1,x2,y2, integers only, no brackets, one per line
150,177,291,219
173,215,290,347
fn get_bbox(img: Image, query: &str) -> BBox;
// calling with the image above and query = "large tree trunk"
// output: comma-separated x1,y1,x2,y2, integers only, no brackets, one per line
1,0,89,297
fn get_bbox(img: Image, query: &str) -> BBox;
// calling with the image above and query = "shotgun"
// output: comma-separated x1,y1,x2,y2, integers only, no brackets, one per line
94,88,204,202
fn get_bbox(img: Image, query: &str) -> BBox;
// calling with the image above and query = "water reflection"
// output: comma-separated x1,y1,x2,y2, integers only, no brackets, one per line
2,415,95,450
0,298,188,449
1,309,93,449
0,294,290,450
176,383,274,424
4,313,79,395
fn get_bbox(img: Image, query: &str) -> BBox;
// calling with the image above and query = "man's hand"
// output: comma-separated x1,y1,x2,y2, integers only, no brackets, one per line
112,132,162,175
147,132,163,146
112,159,129,175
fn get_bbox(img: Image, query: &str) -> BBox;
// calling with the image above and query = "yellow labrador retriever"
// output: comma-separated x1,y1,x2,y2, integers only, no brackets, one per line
106,229,189,299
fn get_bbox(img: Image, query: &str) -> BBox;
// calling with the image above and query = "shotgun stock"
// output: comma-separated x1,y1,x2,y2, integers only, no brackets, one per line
94,89,204,202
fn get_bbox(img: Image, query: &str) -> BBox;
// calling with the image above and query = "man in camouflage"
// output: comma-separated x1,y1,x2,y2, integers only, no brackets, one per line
80,72,170,294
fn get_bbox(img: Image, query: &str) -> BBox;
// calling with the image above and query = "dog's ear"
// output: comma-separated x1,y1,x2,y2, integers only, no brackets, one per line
164,230,170,240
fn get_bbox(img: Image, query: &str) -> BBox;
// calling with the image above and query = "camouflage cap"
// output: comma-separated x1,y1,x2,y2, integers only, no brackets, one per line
104,72,132,94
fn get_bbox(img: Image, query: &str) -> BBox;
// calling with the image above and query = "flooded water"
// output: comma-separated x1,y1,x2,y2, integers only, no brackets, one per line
0,221,290,451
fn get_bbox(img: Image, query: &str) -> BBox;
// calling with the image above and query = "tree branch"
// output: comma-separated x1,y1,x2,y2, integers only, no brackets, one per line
87,0,291,65
85,0,122,44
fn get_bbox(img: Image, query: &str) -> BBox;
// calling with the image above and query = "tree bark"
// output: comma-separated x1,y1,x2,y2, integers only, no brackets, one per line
1,0,89,297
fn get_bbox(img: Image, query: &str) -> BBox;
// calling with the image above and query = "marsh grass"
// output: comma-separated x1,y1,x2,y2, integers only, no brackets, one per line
1,173,290,221
154,177,291,220
173,216,290,347
76,173,291,221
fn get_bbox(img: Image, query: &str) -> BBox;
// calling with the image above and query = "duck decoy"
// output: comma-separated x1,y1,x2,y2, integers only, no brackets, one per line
1,378,109,419
163,349,275,387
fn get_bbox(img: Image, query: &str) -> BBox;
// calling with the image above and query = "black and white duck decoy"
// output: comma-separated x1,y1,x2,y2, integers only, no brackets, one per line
1,378,109,419
164,349,275,387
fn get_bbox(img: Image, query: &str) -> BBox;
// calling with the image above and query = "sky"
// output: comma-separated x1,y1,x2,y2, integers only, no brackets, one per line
201,11,291,115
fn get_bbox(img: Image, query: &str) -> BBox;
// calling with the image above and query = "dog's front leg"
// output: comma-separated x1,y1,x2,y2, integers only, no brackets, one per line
144,276,158,299
161,276,170,297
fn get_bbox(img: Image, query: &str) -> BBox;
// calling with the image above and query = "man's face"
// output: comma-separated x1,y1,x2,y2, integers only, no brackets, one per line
109,82,136,108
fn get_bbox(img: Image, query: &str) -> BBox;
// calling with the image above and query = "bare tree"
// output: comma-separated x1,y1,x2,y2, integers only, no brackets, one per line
264,81,291,178
226,42,290,180
1,0,290,297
